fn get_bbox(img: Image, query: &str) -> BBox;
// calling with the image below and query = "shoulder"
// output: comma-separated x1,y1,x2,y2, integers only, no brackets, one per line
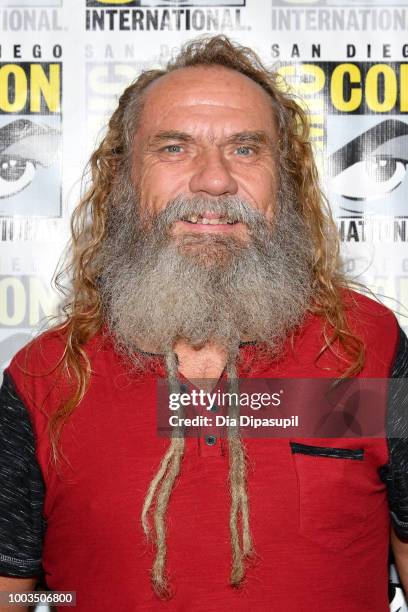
8,327,68,378
4,327,70,420
315,287,403,377
342,288,401,362
341,287,399,331
7,324,108,377
5,325,106,417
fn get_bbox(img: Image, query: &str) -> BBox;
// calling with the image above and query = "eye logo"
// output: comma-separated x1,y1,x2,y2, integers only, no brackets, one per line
328,119,408,215
0,119,60,200
364,156,407,189
0,158,35,198
0,118,61,217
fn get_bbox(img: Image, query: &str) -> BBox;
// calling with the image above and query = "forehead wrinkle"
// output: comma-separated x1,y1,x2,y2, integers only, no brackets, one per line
142,65,274,110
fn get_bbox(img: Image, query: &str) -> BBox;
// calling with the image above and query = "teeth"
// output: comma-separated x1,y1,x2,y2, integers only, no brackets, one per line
203,218,223,225
185,215,237,225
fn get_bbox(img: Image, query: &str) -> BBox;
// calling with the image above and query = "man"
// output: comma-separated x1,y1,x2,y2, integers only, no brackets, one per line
0,35,407,611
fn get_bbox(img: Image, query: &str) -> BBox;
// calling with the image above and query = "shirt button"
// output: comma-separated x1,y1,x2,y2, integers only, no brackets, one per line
205,435,217,446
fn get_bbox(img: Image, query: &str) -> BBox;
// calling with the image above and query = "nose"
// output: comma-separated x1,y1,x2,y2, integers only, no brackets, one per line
189,147,238,197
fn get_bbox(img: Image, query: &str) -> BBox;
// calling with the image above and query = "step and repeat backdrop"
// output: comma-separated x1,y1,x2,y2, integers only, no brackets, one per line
0,0,407,610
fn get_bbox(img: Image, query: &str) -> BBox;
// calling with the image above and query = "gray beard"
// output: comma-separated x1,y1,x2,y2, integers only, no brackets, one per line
98,178,314,365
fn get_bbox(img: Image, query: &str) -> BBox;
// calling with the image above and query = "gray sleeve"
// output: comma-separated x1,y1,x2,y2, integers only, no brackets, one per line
0,370,45,577
380,326,408,539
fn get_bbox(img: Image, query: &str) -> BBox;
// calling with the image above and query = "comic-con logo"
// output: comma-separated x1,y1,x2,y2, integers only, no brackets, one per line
0,63,61,219
280,62,408,242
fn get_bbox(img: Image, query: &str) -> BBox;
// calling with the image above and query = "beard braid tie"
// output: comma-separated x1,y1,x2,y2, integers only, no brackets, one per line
141,350,185,597
141,348,254,596
226,359,253,585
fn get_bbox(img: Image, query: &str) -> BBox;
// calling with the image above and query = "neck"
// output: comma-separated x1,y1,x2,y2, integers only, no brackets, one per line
173,339,229,382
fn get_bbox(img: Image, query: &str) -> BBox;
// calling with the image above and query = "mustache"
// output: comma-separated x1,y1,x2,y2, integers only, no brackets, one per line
147,194,269,233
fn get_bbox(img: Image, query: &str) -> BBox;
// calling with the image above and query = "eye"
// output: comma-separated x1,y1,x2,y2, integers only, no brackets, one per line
235,146,254,156
328,155,408,201
163,144,183,154
0,156,36,199
365,156,404,182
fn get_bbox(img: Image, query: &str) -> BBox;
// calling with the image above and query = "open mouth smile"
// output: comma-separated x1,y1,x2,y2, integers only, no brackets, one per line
183,214,237,225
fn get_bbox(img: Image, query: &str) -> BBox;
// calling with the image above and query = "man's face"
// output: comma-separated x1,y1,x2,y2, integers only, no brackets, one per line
100,67,312,356
131,65,278,243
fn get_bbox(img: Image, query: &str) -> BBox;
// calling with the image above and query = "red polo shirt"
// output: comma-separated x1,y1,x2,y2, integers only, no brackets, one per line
4,290,402,611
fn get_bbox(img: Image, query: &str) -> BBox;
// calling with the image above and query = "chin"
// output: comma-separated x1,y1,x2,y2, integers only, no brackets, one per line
178,241,234,268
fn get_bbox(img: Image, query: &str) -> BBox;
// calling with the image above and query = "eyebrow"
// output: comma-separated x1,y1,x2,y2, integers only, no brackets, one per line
147,131,195,147
224,131,273,147
147,130,273,148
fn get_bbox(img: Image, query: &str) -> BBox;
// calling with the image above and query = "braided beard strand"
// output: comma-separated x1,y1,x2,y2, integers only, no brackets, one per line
140,354,251,597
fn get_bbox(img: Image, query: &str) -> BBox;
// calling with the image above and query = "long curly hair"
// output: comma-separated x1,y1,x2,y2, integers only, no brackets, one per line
51,35,363,596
